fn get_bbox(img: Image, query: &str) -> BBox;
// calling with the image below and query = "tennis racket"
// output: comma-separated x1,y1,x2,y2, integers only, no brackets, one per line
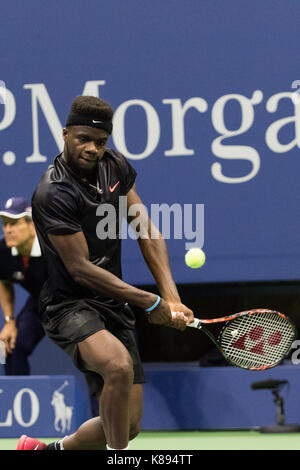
174,309,296,371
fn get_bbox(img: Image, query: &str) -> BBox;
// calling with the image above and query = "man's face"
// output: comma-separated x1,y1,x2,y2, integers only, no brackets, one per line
1,217,35,249
62,126,109,174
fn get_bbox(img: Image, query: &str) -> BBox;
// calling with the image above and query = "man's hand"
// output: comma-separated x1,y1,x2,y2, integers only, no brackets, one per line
0,321,17,355
167,301,194,331
146,299,193,331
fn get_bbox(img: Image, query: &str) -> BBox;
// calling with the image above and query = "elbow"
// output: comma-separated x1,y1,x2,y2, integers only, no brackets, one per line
67,260,89,285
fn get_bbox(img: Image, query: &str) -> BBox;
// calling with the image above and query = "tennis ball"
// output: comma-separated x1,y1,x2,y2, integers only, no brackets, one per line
185,248,206,269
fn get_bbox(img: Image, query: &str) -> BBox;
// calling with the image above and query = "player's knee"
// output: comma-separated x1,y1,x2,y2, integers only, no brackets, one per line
107,358,134,387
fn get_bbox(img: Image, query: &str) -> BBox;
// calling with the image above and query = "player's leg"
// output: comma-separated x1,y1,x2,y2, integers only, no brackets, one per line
17,303,144,450
128,383,143,441
65,328,134,449
61,383,143,450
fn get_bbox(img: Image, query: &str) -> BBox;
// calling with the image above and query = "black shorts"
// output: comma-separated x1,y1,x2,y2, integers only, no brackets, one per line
40,299,146,396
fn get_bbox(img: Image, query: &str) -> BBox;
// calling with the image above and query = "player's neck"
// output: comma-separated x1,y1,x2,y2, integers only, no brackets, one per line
81,173,98,186
61,152,97,184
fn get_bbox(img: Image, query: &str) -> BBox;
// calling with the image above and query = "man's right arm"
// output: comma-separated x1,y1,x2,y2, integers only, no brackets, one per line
0,280,14,318
0,280,17,354
48,231,186,329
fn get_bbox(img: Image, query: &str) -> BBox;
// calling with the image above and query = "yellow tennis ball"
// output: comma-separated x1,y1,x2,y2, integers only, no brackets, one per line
185,248,206,269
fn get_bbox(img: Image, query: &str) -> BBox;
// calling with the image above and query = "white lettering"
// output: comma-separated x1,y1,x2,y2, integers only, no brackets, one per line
82,80,106,97
96,204,117,239
163,98,208,156
211,90,263,183
0,80,6,104
291,340,300,365
266,92,300,153
0,87,16,131
112,99,160,160
24,80,107,163
127,203,149,239
24,83,63,162
184,204,204,250
2,82,300,184
13,388,40,427
0,409,12,427
0,389,12,426
151,203,183,240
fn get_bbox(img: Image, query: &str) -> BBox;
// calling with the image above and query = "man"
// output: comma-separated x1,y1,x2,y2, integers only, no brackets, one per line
17,96,194,451
0,198,102,418
0,197,46,374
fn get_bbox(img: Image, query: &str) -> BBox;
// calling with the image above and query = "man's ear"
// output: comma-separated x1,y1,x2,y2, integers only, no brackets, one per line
29,220,36,237
62,127,68,141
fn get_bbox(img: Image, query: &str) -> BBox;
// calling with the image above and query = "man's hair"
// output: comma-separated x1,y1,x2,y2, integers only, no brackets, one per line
68,96,114,123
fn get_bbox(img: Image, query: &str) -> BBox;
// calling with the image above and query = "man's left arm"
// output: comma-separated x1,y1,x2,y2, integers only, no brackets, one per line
126,185,194,325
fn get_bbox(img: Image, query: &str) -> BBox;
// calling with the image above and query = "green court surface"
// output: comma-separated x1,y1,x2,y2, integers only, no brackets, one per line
2,430,300,450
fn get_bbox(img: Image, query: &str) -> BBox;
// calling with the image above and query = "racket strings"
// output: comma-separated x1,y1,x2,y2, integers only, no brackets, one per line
219,313,295,369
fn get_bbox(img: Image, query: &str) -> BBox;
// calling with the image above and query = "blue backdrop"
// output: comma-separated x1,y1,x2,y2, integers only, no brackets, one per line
1,0,300,285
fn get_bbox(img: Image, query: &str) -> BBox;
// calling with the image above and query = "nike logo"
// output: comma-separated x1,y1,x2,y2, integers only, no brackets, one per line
34,444,40,450
109,181,120,192
92,120,103,124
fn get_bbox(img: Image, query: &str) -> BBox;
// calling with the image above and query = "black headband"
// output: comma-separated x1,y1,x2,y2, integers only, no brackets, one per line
66,113,113,134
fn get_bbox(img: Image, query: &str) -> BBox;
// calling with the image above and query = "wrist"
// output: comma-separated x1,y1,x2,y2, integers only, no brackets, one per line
4,316,14,323
145,295,161,313
163,297,181,305
158,288,181,304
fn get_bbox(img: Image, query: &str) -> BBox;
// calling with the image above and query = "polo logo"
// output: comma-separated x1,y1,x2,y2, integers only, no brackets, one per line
51,381,73,433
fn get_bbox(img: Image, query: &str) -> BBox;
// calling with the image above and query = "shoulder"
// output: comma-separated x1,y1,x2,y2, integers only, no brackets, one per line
32,160,82,233
0,237,13,266
103,149,137,195
0,237,9,254
33,179,76,205
104,149,135,170
33,169,78,210
103,149,137,181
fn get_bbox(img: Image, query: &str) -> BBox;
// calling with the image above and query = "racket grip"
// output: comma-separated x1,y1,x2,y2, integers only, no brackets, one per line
171,312,201,329
187,318,202,329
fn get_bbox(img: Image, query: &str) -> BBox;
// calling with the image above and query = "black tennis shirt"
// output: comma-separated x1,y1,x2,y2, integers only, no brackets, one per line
32,149,136,311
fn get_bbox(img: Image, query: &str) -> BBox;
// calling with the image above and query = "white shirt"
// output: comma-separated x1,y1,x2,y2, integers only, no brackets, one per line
11,236,42,257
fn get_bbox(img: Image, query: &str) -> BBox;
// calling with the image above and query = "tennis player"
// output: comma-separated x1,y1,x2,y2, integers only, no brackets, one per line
17,96,194,451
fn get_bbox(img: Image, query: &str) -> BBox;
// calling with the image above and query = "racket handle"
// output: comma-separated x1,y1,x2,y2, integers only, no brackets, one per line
187,318,202,329
171,312,202,329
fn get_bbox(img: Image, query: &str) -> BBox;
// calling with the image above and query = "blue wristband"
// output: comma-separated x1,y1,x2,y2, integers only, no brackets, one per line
145,296,161,313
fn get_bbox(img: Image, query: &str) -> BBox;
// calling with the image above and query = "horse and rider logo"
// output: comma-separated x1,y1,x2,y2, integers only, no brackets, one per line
51,381,73,433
